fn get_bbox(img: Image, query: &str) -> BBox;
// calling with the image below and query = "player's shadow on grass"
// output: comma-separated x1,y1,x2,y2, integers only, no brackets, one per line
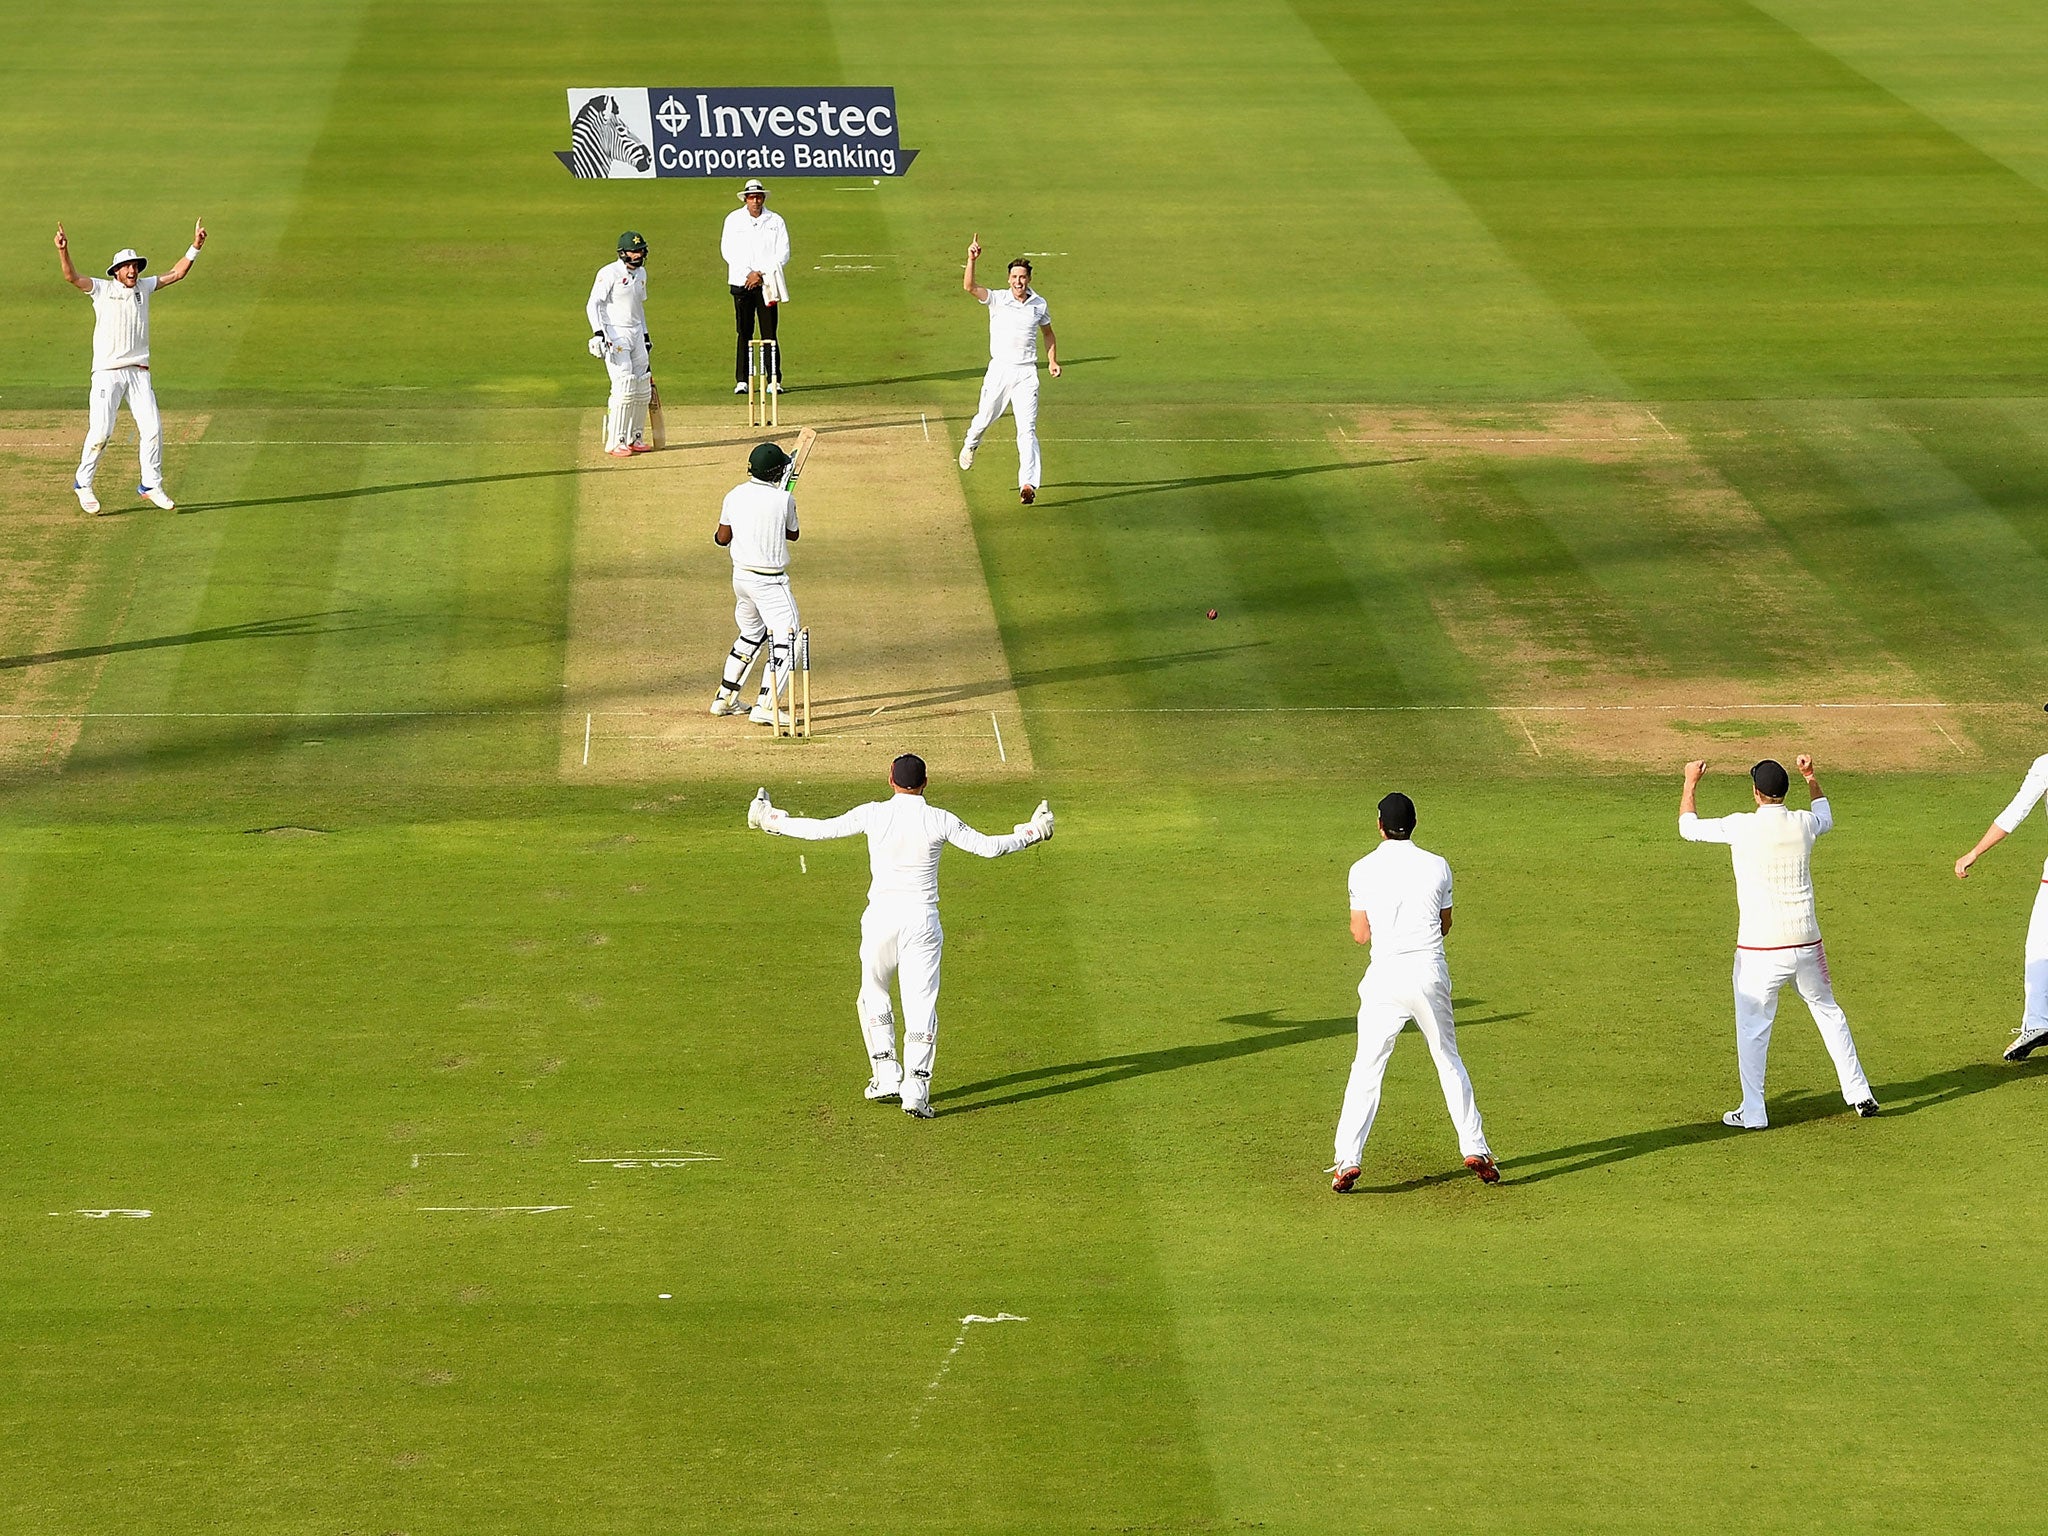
796,357,1117,394
1502,1058,2046,1185
935,1004,1526,1117
0,612,351,670
1052,457,1421,509
827,641,1271,714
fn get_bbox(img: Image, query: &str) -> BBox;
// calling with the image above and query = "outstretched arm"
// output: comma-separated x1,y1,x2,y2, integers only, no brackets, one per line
153,219,206,290
55,226,89,292
764,805,870,841
944,800,1052,858
963,235,988,300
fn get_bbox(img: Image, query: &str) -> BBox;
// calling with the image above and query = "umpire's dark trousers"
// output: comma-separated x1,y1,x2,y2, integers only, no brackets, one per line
731,285,782,382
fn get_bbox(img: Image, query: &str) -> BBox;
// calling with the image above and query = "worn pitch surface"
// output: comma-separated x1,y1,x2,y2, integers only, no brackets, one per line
562,404,1032,780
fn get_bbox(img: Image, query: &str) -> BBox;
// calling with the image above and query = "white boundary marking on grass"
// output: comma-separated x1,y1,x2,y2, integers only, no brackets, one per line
991,712,1007,763
1024,702,2020,715
1510,711,1543,757
799,855,808,875
583,712,592,766
56,1209,151,1219
921,412,930,441
410,1152,471,1169
886,1313,1029,1459
417,1205,570,1214
578,1151,720,1169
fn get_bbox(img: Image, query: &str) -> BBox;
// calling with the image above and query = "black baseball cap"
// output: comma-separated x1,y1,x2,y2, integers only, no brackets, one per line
1751,760,1791,798
1377,792,1417,837
748,442,790,480
892,753,927,790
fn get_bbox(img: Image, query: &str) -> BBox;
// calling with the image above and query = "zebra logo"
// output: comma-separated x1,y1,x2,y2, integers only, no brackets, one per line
559,90,654,178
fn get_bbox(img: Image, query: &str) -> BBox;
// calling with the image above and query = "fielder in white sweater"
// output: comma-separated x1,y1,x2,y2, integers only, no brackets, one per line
1954,737,2048,1062
748,754,1052,1118
1680,755,1877,1128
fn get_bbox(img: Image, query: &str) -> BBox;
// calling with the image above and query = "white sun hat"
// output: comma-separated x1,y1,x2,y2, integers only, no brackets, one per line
739,179,768,199
105,248,147,276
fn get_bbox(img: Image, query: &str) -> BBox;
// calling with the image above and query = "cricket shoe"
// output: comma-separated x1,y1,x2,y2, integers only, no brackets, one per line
710,689,748,717
628,441,654,454
1853,1099,1880,1118
1019,485,1036,505
74,483,101,515
605,446,634,459
864,1077,903,1103
1722,1110,1765,1130
748,705,778,726
734,381,749,394
958,444,975,470
138,484,174,510
1463,1154,1501,1185
766,381,783,394
1330,1164,1361,1194
2005,1026,2048,1063
902,1101,935,1120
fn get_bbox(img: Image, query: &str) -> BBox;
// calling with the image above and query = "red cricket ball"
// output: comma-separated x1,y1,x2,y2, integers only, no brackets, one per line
1206,608,1218,620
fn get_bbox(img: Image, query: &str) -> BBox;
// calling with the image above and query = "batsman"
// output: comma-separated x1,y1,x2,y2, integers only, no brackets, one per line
747,756,1054,1118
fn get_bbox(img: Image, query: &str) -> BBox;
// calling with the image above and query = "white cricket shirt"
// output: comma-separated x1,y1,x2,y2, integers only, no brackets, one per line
586,260,647,337
981,288,1051,365
720,479,798,572
1993,753,2048,879
1348,839,1454,963
1680,800,1833,947
721,207,790,287
87,276,158,370
769,794,1033,908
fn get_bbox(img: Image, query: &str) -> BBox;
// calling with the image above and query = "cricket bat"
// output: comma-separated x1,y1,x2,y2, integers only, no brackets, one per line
781,425,818,489
648,377,667,450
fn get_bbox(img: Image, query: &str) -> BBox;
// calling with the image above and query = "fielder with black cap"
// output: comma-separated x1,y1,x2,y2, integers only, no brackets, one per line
746,757,1053,1118
722,180,790,393
586,231,653,457
1680,755,1878,1127
712,442,801,724
54,219,207,513
1952,704,2048,1062
1331,791,1498,1192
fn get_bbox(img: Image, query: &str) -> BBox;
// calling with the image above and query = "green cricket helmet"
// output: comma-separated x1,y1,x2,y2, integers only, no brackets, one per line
617,231,649,256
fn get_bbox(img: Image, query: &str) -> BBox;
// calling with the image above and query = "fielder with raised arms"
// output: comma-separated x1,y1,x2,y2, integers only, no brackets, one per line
1953,709,2048,1062
958,237,1059,505
55,220,207,513
1680,755,1879,1127
586,230,653,457
748,756,1053,1118
1331,791,1499,1193
711,442,801,724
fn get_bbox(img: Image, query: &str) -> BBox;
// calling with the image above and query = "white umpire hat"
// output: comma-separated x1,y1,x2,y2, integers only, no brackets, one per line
105,248,147,276
739,179,768,199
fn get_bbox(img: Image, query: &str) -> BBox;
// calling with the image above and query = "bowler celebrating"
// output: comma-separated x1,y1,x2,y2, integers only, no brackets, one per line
1953,725,2048,1062
959,238,1059,505
586,231,653,457
1680,756,1879,1127
1331,792,1498,1192
55,220,207,513
747,756,1053,1118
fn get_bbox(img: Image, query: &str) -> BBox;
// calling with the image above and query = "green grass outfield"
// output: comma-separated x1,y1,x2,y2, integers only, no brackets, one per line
4,1,2048,1531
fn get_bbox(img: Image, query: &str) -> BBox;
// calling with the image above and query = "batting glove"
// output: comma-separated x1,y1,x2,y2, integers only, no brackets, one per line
747,787,774,830
1029,800,1054,842
588,333,607,359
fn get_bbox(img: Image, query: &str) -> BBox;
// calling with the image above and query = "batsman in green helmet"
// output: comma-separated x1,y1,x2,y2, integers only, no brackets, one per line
586,230,654,456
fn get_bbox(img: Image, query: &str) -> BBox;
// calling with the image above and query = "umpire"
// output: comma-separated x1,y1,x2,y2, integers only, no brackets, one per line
721,179,790,393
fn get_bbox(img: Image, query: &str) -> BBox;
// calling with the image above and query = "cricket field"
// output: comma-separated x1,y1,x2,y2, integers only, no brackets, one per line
3,1,2048,1530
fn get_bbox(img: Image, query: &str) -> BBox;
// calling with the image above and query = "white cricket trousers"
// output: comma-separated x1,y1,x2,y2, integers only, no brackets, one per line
964,361,1041,489
77,367,163,492
602,330,651,450
1334,955,1490,1167
2023,879,2048,1036
1730,943,1873,1126
857,903,943,1111
728,571,799,707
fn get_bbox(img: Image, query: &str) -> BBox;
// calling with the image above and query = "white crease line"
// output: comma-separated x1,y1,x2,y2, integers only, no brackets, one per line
417,1205,570,1214
992,713,1007,763
579,1152,720,1169
56,1209,151,1218
582,712,592,766
1511,711,1543,757
887,1313,1028,1459
1934,721,1968,757
411,1152,470,1169
1024,702,2018,715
